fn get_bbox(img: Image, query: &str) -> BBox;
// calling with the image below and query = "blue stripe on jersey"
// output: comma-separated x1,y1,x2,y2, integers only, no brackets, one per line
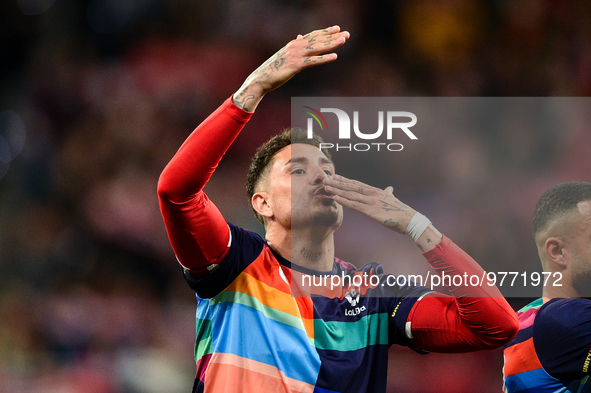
198,299,321,385
504,368,570,393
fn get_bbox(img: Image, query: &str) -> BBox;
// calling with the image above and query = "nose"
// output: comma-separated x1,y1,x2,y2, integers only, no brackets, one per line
313,167,329,185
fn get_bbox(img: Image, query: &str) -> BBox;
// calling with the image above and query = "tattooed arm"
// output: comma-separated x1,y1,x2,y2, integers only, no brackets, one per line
158,26,349,277
323,174,518,352
232,25,350,112
323,174,442,252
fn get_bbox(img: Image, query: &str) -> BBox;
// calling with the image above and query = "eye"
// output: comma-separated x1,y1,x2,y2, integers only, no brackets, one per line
292,168,305,175
324,169,332,176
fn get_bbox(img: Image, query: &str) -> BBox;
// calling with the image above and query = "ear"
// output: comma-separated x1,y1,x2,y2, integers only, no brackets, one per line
252,192,273,221
544,237,568,268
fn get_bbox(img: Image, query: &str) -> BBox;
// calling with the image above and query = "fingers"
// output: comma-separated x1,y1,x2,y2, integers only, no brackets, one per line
325,174,371,192
324,175,375,203
329,193,365,213
325,184,366,204
329,175,395,199
323,175,399,208
301,53,339,67
296,26,350,67
234,26,349,110
322,173,416,231
302,30,349,53
301,25,345,41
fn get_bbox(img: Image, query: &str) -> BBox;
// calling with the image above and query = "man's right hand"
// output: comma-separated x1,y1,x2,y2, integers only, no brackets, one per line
232,25,350,112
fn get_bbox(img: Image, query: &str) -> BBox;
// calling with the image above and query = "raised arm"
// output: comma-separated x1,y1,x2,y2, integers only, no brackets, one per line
232,26,350,112
157,26,350,278
324,174,519,351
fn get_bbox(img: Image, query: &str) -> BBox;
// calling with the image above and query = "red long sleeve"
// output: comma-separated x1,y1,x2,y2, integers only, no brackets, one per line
407,236,519,352
157,97,253,276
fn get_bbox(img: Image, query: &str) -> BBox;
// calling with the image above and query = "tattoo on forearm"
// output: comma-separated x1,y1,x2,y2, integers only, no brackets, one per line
417,244,424,252
300,247,324,262
233,93,255,110
383,219,401,230
273,57,285,70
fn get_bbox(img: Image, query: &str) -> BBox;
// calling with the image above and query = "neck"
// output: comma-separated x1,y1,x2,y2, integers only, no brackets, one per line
543,286,578,299
266,225,335,272
542,269,578,299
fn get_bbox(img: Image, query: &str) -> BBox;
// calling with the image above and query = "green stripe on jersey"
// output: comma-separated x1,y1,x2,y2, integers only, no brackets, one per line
518,298,544,313
195,318,213,361
313,313,389,352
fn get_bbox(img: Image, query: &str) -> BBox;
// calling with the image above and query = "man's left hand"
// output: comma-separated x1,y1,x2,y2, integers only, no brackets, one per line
324,174,416,234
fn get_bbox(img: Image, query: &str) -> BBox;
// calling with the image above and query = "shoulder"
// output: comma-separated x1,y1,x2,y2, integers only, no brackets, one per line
535,298,591,328
227,222,266,255
533,298,591,380
186,223,271,297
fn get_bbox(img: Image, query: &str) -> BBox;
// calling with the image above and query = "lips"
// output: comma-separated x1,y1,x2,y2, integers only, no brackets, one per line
314,186,332,198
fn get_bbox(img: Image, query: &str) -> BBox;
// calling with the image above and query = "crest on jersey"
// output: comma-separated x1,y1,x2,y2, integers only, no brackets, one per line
344,284,361,307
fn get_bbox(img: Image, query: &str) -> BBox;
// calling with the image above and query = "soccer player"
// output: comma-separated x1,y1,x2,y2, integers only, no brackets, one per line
158,26,518,393
503,181,591,392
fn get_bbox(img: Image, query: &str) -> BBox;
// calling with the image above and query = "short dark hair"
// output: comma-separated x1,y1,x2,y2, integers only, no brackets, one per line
246,128,332,224
533,181,591,236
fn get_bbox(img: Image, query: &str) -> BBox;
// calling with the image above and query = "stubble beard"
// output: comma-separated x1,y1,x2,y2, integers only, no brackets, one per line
572,266,591,297
311,206,341,228
291,199,342,231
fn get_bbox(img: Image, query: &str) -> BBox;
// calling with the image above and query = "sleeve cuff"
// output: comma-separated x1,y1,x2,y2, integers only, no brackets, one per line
224,95,255,121
421,234,452,260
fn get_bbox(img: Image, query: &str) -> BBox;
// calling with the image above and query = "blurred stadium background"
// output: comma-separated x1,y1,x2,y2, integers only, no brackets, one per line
1,0,591,392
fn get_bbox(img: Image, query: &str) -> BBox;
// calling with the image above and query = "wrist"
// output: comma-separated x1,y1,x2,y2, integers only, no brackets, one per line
405,212,431,242
405,212,443,253
232,84,265,112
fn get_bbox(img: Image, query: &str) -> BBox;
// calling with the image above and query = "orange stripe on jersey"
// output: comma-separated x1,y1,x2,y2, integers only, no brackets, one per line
240,246,316,321
224,269,301,319
242,247,292,294
205,353,315,393
222,246,317,340
293,295,315,340
504,337,543,377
